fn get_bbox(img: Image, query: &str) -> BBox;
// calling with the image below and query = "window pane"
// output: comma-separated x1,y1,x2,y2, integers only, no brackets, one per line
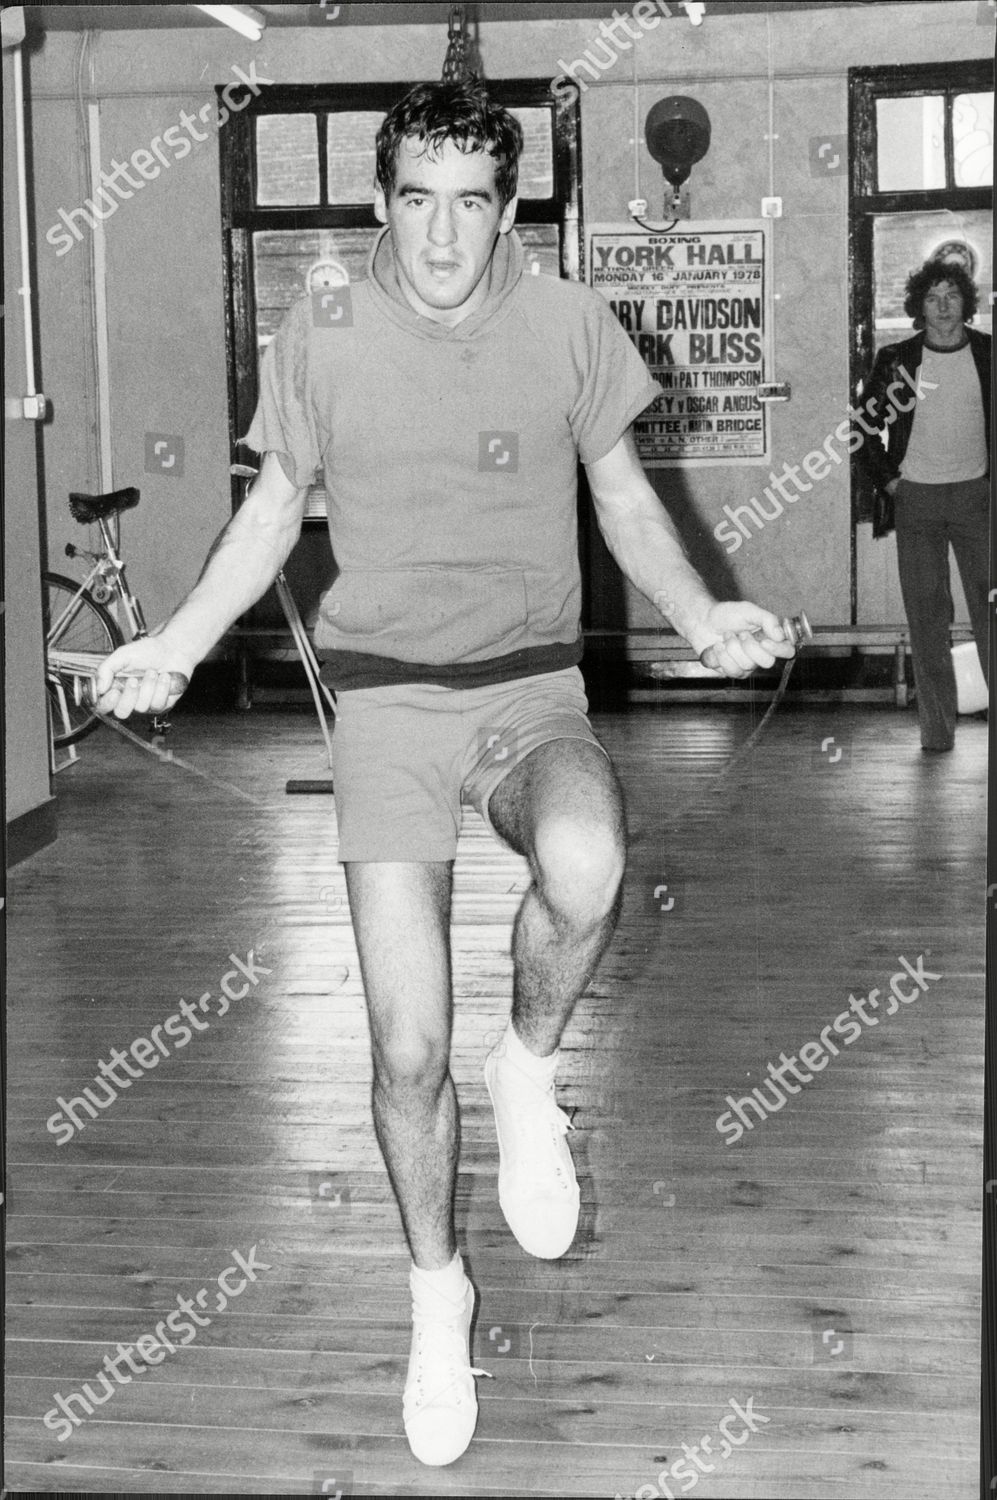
954,91,993,187
876,96,945,191
253,228,379,346
517,223,561,277
255,115,319,206
509,107,554,198
326,111,384,203
871,209,992,352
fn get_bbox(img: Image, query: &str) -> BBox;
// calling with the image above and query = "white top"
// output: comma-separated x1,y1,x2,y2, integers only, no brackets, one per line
901,341,987,485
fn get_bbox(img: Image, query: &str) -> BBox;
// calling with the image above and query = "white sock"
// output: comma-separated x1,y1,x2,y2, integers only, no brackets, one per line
502,1019,559,1080
410,1251,467,1312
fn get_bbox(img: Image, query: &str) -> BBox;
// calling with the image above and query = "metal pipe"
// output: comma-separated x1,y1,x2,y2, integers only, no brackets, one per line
12,38,37,399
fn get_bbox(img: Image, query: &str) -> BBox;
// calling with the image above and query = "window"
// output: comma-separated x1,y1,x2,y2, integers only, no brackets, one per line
221,82,582,521
875,95,946,192
874,87,993,193
953,91,994,187
254,114,320,205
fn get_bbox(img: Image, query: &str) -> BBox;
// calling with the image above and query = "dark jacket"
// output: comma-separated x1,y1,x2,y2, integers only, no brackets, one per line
855,325,991,537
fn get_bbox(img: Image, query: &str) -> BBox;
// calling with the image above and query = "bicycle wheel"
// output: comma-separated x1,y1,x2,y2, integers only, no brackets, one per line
43,571,124,746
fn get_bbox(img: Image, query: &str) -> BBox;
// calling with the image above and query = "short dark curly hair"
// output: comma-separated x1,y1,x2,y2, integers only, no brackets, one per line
375,81,523,210
903,257,979,322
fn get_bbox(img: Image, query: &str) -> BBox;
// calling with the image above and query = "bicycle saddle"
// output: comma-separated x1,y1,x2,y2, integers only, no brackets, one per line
68,486,140,524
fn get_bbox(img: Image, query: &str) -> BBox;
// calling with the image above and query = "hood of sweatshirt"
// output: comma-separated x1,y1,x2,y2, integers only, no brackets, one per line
365,222,525,341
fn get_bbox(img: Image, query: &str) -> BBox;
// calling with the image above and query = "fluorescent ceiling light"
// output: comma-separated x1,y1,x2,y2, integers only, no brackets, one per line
195,5,266,42
1,7,26,48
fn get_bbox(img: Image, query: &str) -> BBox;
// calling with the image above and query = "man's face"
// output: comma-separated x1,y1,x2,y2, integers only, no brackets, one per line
374,136,517,327
922,279,965,344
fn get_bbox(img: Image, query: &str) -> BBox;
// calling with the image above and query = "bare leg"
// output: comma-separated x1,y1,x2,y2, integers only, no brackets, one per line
483,738,625,1259
488,738,627,1055
344,860,457,1270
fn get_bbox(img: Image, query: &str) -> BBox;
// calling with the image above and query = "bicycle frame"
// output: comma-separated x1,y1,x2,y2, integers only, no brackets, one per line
46,487,162,767
58,514,148,642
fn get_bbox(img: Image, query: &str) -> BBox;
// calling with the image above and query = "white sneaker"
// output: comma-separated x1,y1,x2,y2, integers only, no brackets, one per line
484,1037,580,1259
403,1276,490,1466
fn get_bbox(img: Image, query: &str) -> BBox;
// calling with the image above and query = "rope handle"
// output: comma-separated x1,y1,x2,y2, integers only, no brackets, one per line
700,611,812,674
48,649,188,705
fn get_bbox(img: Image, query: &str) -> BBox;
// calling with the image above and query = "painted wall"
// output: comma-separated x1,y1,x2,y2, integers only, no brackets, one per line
23,3,992,648
4,44,54,834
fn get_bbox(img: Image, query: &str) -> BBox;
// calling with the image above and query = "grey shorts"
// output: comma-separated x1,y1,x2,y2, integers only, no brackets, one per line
330,666,607,862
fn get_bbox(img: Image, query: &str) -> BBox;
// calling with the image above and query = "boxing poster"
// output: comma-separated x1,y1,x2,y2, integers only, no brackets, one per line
588,221,772,466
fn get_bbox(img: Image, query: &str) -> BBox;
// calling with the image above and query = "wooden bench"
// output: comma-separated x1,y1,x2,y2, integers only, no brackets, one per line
584,624,978,706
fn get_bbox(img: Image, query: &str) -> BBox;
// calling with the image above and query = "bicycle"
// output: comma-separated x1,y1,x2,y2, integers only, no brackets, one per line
45,471,333,765
44,484,164,748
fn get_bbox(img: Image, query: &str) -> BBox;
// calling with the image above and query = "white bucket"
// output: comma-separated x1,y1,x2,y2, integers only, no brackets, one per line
952,641,988,714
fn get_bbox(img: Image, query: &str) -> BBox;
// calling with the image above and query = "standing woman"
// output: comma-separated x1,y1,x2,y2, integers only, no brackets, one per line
857,256,990,751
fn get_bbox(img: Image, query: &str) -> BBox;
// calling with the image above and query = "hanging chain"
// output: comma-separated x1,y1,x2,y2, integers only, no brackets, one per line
441,3,477,84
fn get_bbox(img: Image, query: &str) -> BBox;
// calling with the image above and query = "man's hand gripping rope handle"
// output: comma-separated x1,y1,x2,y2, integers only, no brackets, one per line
699,612,813,783
698,612,812,675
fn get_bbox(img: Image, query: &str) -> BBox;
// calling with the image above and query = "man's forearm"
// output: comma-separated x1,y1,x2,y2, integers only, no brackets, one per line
155,495,300,663
597,501,719,653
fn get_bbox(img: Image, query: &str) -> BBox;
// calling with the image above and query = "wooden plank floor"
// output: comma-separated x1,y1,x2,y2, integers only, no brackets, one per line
5,700,986,1496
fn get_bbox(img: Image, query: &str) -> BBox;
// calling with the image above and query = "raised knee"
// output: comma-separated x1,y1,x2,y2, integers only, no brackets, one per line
533,817,625,924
